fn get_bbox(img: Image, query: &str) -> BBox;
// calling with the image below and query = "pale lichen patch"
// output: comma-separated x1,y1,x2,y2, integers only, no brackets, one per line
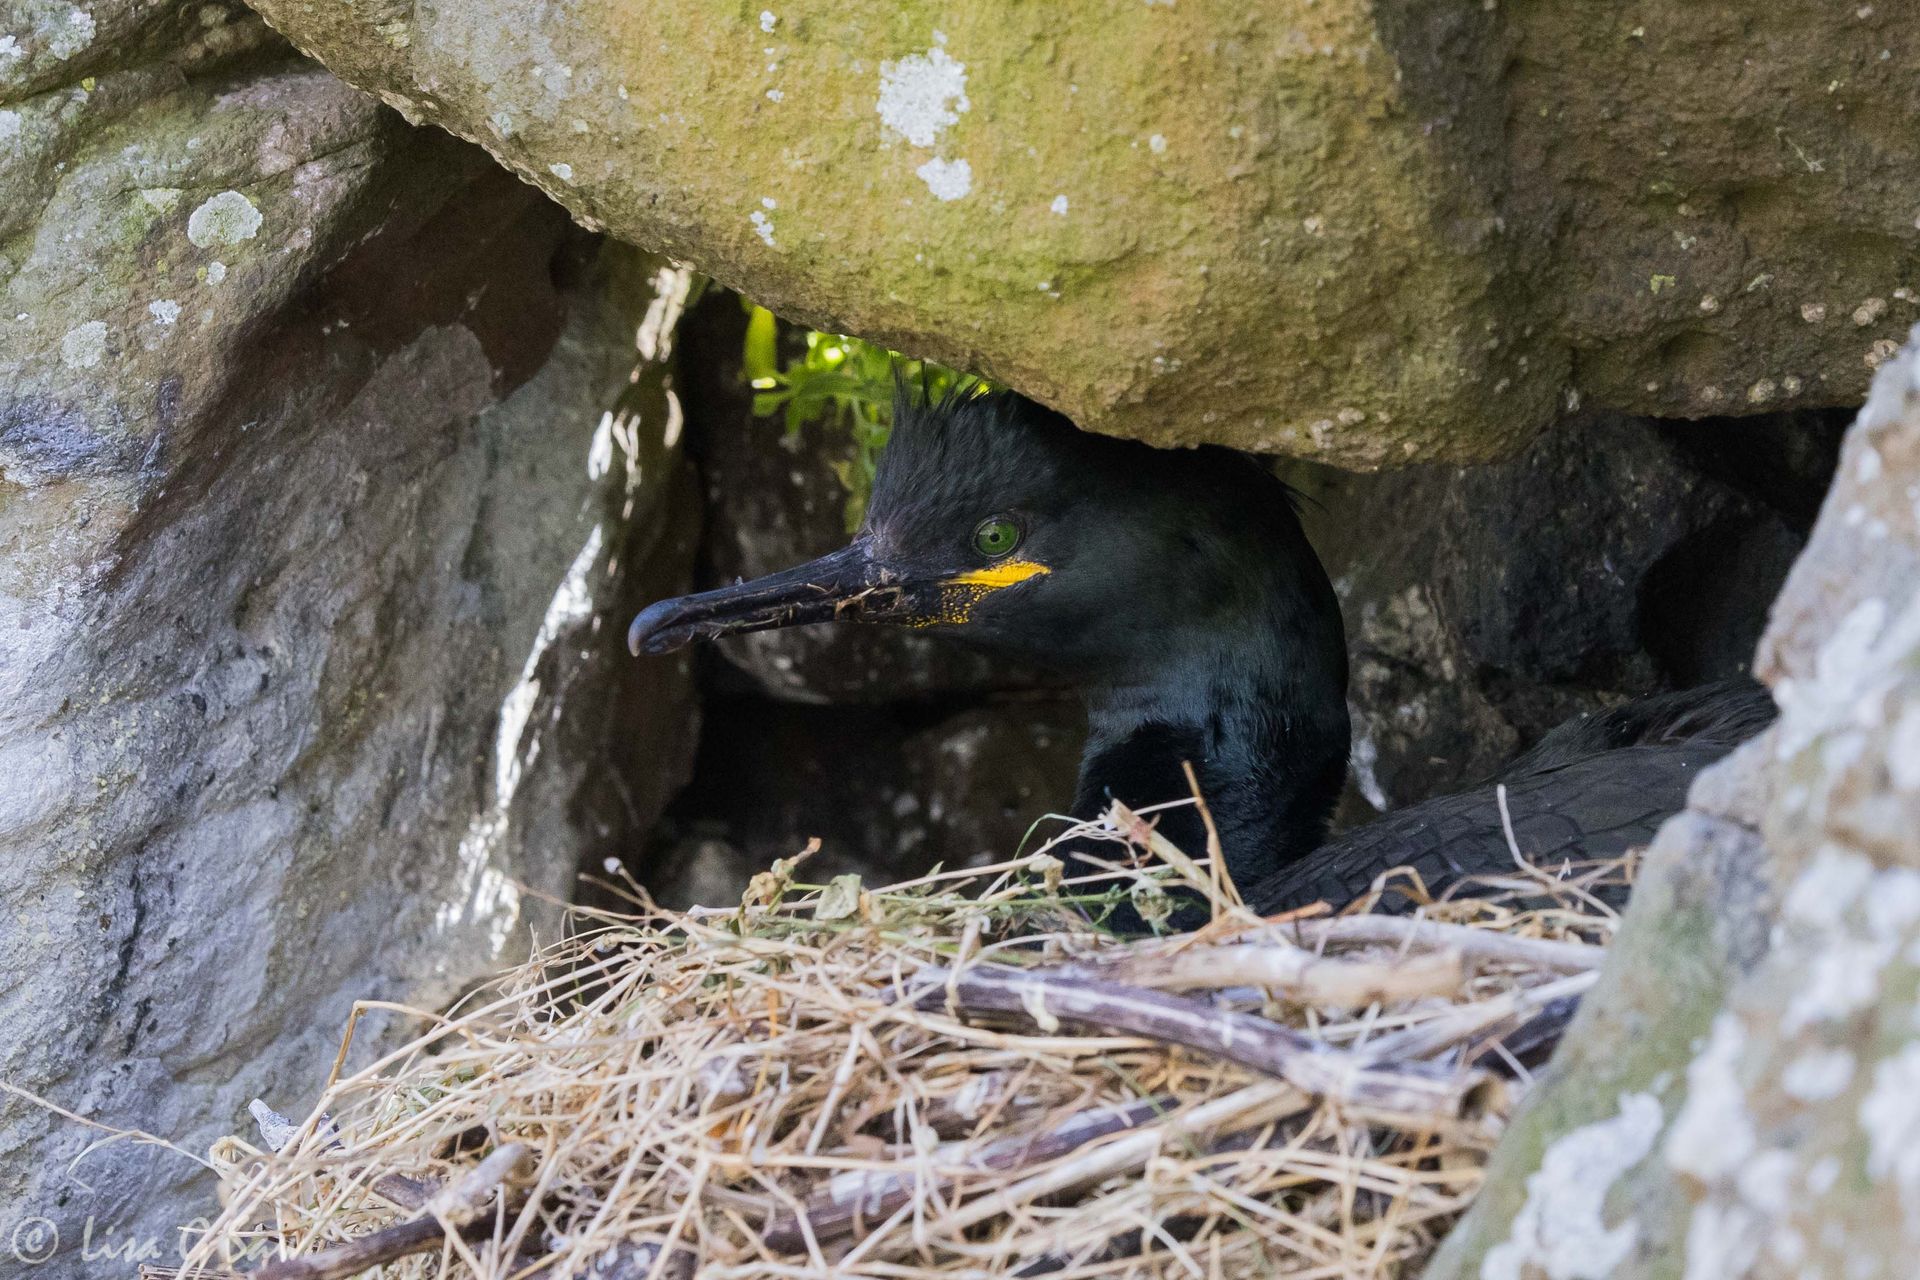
1784,936,1896,1033
1481,1092,1663,1280
1681,1200,1761,1280
749,209,776,247
186,191,263,249
1782,844,1874,931
1861,1041,1920,1209
876,42,969,148
549,162,574,182
147,299,181,326
0,109,20,144
916,156,971,201
1666,1013,1755,1180
1735,1150,1796,1215
46,6,96,60
1889,702,1920,792
1781,1047,1856,1102
1050,194,1069,215
60,320,107,369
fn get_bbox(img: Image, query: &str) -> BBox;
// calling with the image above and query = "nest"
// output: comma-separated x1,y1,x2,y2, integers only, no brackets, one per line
157,798,1628,1280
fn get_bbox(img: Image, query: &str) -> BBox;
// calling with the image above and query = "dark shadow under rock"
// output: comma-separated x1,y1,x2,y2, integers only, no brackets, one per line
1283,407,1835,829
641,694,1086,909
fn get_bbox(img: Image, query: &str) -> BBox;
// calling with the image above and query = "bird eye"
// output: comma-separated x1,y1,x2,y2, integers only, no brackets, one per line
971,516,1021,559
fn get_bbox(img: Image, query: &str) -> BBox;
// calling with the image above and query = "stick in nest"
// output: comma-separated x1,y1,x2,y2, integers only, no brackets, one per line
907,964,1489,1125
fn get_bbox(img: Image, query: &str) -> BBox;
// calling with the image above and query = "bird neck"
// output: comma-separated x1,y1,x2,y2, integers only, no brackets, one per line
1072,608,1350,894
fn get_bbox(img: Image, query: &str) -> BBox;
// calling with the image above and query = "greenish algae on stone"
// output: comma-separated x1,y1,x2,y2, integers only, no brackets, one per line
237,0,1917,465
240,0,1556,466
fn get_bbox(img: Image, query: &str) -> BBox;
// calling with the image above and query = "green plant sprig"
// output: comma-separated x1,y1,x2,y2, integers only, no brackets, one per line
741,303,978,531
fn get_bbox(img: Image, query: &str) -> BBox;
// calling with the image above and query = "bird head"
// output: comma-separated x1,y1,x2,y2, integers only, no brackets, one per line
629,384,1327,683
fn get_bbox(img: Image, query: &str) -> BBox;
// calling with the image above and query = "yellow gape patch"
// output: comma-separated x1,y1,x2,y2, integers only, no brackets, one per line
920,559,1051,625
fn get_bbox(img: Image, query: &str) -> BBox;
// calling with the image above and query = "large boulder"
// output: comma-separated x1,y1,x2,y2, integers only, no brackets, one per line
0,6,695,1274
235,0,1917,464
1427,329,1920,1279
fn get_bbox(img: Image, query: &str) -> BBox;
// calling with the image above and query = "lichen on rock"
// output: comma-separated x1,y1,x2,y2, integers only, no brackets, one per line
0,7,699,1275
232,0,1917,465
1428,327,1920,1280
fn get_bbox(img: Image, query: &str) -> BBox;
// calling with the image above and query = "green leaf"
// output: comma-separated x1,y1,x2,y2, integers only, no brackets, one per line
742,305,780,384
737,298,988,531
815,874,864,921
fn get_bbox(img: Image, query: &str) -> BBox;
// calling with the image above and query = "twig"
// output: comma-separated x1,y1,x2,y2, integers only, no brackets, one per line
1495,783,1617,917
920,1080,1304,1239
910,966,1486,1124
1081,939,1465,1006
1282,914,1605,973
1357,971,1598,1064
1180,759,1244,913
247,1100,437,1212
248,1145,532,1280
1106,799,1262,928
759,1096,1174,1251
248,1215,463,1280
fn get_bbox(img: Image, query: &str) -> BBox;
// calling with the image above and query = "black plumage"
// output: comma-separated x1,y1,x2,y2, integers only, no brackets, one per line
1243,680,1774,914
631,386,1772,923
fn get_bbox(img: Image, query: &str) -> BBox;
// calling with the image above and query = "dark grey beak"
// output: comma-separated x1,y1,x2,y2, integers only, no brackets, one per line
628,537,930,656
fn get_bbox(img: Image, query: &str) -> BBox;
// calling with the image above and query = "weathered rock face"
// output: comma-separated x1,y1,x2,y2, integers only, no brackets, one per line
1427,330,1920,1280
1285,408,1826,820
235,0,1916,465
0,8,695,1273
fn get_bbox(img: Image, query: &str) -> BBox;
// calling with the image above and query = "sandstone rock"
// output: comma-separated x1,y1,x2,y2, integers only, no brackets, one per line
237,0,1916,464
1427,329,1920,1280
0,9,695,1273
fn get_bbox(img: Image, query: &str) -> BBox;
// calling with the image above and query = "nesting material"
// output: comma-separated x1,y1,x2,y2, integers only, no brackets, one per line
164,802,1630,1280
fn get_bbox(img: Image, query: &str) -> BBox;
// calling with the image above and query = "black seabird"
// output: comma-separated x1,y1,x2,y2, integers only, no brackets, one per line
630,388,1770,920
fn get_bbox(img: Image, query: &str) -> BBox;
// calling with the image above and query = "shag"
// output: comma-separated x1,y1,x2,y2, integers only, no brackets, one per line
630,388,1772,919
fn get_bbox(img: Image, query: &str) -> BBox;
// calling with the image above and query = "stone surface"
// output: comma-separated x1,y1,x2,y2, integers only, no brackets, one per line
234,0,1917,464
643,696,1085,909
1427,329,1920,1280
0,8,696,1274
676,294,1057,704
1284,410,1818,821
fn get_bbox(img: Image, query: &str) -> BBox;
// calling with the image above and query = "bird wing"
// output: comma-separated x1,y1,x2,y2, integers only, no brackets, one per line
1243,680,1775,917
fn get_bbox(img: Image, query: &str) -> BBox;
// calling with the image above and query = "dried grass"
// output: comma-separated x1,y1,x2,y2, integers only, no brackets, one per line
161,802,1631,1280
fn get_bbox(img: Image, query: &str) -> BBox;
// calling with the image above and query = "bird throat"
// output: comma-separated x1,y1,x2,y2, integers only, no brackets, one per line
1071,650,1350,903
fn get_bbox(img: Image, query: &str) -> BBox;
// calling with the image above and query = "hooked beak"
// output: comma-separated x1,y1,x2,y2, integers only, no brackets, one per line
629,537,912,656
628,536,1052,656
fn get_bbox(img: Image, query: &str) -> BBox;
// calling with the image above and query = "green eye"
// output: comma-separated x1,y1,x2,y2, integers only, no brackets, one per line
971,516,1022,559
